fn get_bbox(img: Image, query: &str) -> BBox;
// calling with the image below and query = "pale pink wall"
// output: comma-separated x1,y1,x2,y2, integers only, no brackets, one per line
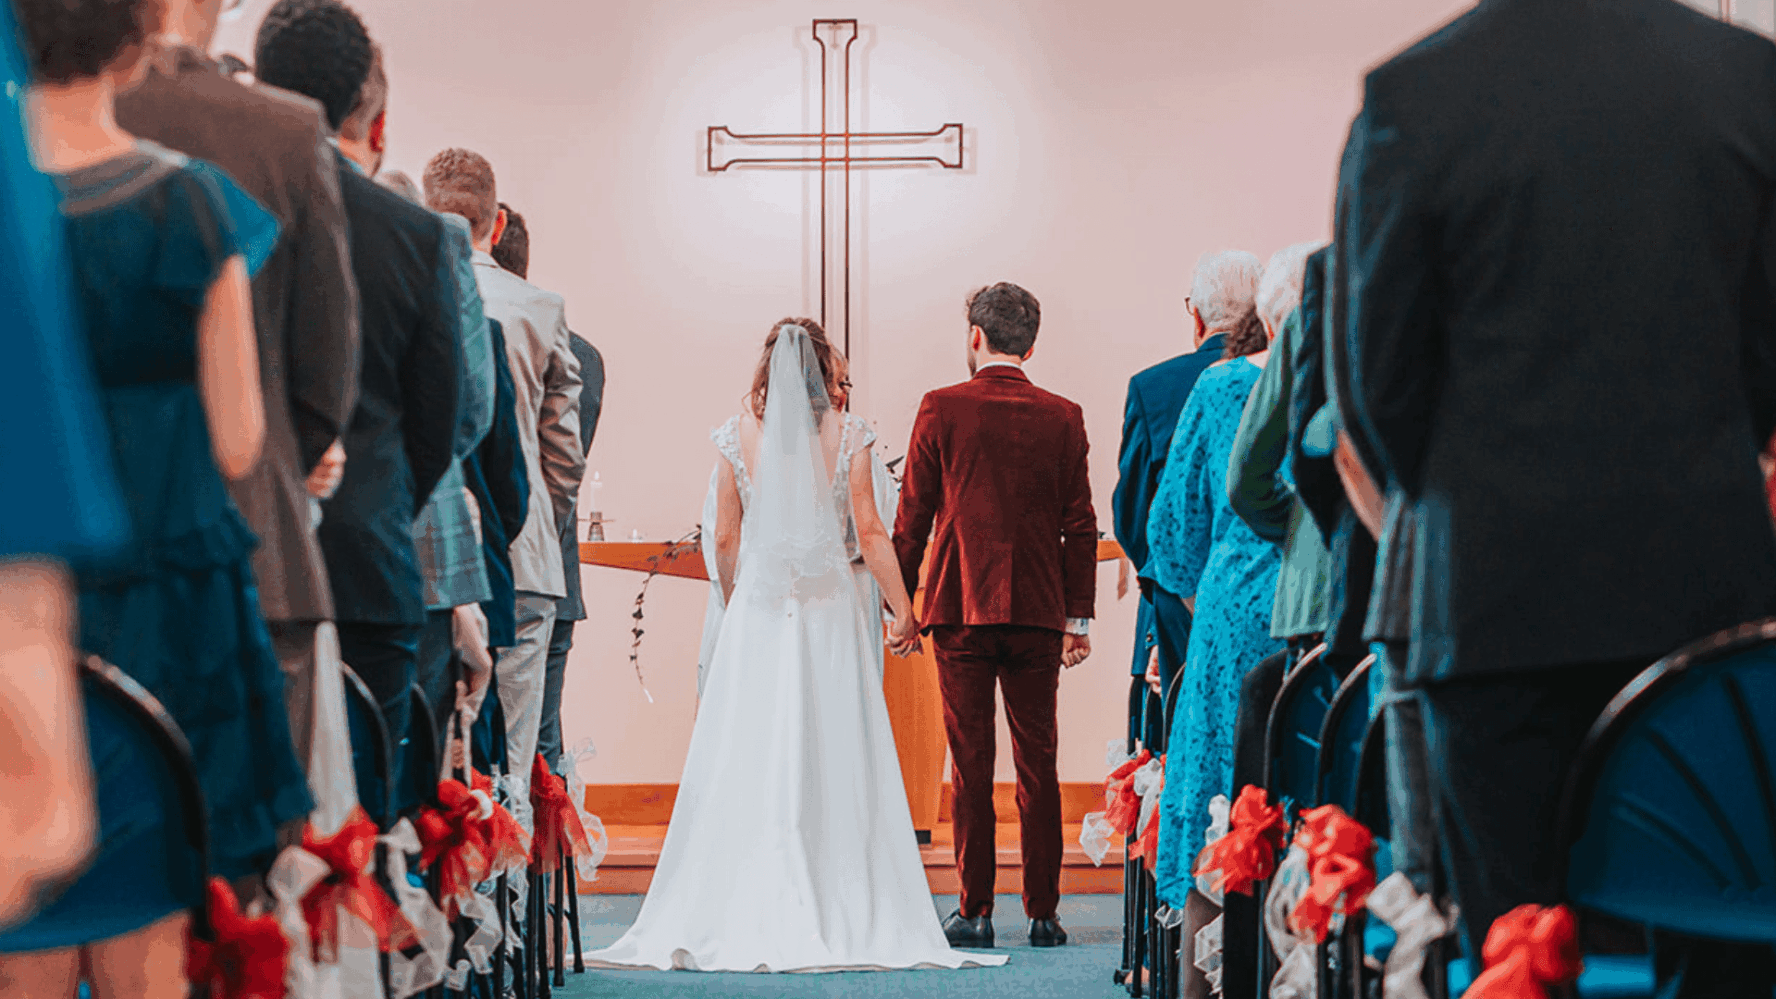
214,0,1469,784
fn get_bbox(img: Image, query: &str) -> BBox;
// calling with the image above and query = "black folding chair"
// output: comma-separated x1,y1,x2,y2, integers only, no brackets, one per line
0,658,209,958
1117,675,1147,989
1151,675,1187,999
1310,655,1374,999
340,665,399,997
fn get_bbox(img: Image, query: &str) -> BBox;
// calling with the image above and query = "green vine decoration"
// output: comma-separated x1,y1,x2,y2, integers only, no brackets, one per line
629,527,703,703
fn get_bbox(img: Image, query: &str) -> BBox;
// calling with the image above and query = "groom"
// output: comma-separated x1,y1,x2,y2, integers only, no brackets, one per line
893,282,1098,949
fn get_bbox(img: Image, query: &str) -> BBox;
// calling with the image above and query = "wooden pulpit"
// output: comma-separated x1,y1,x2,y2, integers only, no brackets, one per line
580,538,1124,838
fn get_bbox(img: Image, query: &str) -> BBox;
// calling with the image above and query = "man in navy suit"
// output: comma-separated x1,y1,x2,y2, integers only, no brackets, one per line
1343,1,1776,988
1111,250,1257,745
256,1,465,803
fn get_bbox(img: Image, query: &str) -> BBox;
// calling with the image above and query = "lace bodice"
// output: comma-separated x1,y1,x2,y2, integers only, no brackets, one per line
712,411,877,560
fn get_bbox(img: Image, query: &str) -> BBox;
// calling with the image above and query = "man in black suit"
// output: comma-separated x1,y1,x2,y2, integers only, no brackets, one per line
255,0,465,799
1342,1,1776,988
491,204,606,775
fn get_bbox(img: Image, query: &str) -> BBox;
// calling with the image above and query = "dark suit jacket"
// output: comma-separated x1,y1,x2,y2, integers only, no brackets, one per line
318,161,463,625
466,319,530,649
556,333,605,623
1343,0,1776,681
893,366,1097,632
1112,334,1226,581
116,46,360,622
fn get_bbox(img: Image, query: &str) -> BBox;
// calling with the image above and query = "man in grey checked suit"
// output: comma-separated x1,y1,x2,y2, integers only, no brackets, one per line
116,1,360,778
425,148,584,793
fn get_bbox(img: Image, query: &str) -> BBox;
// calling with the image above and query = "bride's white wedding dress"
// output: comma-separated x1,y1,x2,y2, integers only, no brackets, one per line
586,330,1006,973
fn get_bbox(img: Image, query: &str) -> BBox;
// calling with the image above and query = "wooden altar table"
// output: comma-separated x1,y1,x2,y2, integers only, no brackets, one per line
581,537,1125,836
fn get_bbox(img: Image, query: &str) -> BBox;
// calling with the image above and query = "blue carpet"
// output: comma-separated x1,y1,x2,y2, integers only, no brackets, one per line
555,894,1131,998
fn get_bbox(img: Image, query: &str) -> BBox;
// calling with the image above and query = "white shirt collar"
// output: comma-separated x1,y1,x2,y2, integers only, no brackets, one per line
976,361,1024,373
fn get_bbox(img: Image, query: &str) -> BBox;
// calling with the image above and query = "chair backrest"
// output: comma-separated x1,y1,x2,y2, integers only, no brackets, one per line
404,682,440,811
1560,618,1776,943
0,658,209,952
1315,655,1376,812
341,665,394,830
1160,669,1185,755
1264,645,1342,820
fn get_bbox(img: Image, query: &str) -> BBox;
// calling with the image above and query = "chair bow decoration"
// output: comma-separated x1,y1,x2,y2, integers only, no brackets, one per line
414,778,494,912
470,768,532,875
1464,905,1582,999
1193,785,1289,896
529,753,591,874
1080,744,1146,865
1366,872,1456,999
562,739,610,883
299,807,418,961
1130,755,1166,869
380,820,453,999
1286,804,1378,944
1104,748,1154,836
185,877,291,999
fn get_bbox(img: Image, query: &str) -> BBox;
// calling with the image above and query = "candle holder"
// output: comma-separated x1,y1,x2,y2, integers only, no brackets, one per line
585,512,611,542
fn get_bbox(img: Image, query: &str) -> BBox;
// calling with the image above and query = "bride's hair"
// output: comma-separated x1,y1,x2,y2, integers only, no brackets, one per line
747,318,844,420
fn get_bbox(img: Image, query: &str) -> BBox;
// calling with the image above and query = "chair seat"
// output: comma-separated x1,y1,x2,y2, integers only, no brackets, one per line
1448,955,1652,997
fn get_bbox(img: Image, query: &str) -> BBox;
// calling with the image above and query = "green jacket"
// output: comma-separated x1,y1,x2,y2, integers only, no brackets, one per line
1226,308,1332,639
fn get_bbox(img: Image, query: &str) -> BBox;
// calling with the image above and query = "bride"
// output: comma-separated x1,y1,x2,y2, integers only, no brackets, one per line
587,320,1008,973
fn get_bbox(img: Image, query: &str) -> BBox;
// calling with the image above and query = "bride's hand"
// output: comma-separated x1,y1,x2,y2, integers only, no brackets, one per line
888,612,922,657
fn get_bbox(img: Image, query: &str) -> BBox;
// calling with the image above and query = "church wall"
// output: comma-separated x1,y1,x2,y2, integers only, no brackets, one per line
214,0,1472,784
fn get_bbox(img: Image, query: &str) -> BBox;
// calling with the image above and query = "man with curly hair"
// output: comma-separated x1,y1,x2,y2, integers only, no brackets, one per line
115,0,362,824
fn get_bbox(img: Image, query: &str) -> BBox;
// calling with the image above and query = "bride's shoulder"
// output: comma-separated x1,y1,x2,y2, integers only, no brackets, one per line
842,411,877,445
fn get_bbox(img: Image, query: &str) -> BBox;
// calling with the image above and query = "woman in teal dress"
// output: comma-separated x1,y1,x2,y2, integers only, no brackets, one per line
1146,313,1286,910
3,3,310,984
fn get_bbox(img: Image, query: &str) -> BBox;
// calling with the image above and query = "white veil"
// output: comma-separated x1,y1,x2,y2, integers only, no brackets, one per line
732,326,852,609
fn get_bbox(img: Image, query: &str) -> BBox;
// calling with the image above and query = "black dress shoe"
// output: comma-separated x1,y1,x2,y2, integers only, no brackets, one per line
1029,918,1068,947
942,910,994,948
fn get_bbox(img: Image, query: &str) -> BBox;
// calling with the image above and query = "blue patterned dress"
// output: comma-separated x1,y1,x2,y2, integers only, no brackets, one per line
1145,359,1285,907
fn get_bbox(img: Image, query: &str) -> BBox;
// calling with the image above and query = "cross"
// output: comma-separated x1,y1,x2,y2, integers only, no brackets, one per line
706,19,966,359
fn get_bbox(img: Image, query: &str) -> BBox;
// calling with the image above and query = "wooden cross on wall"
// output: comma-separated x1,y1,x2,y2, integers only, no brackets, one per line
707,19,965,359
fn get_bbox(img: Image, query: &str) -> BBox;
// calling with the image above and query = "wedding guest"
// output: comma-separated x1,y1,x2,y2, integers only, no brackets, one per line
1146,250,1283,919
425,148,584,794
254,1,474,809
492,203,605,774
114,0,362,793
1111,253,1247,746
0,0,312,990
0,0,127,931
1342,2,1776,989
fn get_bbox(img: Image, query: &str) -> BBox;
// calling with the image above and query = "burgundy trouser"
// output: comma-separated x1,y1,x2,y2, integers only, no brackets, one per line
931,625,1064,920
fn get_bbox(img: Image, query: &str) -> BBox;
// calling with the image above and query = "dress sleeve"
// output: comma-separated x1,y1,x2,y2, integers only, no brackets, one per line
152,160,281,301
848,413,878,454
1146,385,1215,600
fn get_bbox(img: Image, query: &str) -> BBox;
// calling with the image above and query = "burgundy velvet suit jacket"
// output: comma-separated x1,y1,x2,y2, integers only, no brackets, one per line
893,365,1098,633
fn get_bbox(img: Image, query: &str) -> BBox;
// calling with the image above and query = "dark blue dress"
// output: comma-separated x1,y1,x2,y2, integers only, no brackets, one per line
1145,359,1286,907
59,143,311,880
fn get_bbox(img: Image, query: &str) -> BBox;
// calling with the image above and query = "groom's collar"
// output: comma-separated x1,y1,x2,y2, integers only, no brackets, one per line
973,363,1029,384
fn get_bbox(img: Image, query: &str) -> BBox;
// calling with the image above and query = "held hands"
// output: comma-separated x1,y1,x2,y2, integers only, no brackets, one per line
885,603,923,658
305,440,346,500
1062,633,1092,669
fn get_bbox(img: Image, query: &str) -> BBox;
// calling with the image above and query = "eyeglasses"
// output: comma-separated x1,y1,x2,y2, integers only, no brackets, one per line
836,381,853,391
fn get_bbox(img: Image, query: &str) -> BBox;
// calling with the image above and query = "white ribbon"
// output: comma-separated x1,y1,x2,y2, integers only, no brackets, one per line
1366,872,1455,999
1079,811,1117,867
1196,794,1233,905
1132,757,1166,836
563,739,609,883
379,820,451,998
1195,913,1225,993
1264,843,1317,999
265,846,332,999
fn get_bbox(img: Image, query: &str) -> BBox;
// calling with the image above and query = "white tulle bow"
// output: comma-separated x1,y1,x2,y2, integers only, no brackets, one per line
1365,872,1455,999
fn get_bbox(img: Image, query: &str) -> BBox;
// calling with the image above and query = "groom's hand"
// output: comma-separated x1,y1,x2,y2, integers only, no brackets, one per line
1062,634,1091,669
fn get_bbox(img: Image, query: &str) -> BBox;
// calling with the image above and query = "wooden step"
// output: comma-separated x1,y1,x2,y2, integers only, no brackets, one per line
581,822,1126,895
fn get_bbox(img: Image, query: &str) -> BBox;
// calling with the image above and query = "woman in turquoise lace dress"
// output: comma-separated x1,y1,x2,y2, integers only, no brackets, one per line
1146,311,1286,910
1,1,311,990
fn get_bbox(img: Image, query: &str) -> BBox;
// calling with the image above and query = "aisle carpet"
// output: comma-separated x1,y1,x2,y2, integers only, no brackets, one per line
554,893,1131,999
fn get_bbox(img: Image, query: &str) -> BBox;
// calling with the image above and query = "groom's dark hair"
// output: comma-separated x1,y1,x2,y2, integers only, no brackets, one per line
967,283,1041,357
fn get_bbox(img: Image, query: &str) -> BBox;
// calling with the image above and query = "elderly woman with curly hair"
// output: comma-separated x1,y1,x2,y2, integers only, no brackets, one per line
0,0,310,992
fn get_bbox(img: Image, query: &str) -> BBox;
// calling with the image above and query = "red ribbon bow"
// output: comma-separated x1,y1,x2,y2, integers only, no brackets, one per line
414,779,493,912
528,754,591,874
1465,905,1583,999
185,877,289,999
1103,749,1153,836
1130,757,1165,870
299,807,419,961
1287,804,1378,943
470,767,533,874
1193,785,1289,897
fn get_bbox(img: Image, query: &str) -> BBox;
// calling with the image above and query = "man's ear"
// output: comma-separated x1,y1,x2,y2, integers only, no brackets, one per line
369,111,386,154
490,208,509,247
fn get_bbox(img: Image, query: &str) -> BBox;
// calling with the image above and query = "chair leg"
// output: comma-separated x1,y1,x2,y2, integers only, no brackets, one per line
494,873,509,999
539,872,553,999
553,858,567,987
1130,866,1148,998
566,853,585,974
1118,843,1137,984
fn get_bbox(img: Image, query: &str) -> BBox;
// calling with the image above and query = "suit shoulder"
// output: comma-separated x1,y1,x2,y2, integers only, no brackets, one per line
481,267,565,320
136,66,328,148
343,168,445,238
1131,352,1202,390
